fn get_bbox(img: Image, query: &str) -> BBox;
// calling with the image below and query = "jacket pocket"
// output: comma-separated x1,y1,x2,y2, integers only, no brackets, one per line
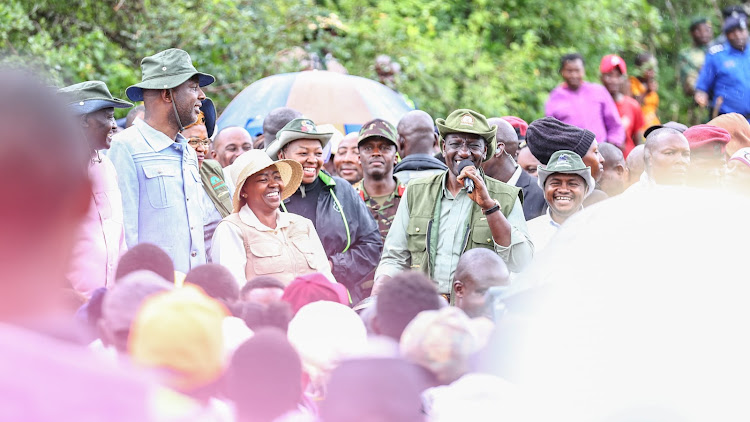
406,216,430,252
248,242,285,275
292,238,322,270
471,217,494,248
142,164,179,209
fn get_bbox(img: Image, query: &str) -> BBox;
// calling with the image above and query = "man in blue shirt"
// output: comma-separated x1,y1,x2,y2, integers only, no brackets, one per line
109,48,215,273
695,16,750,121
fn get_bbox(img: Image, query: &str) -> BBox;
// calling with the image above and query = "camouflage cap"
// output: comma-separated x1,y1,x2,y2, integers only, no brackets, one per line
436,109,497,161
126,48,215,102
536,150,595,197
58,81,132,115
357,118,398,147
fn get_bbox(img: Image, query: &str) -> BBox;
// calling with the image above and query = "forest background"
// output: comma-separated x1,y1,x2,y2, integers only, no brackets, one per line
0,0,740,123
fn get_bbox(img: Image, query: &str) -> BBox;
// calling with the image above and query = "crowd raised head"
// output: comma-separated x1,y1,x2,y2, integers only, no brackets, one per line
240,276,285,304
396,109,440,157
482,117,518,182
683,124,731,188
642,127,691,186
184,263,240,303
373,271,443,341
333,132,363,184
626,144,646,185
517,146,541,176
212,126,253,167
281,272,350,315
115,243,176,283
262,107,303,148
500,116,528,160
598,142,629,196
453,248,510,319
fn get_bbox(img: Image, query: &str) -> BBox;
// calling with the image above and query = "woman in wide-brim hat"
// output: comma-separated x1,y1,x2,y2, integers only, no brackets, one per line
210,149,336,286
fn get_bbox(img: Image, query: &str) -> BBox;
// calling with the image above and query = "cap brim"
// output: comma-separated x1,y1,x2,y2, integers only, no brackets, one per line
231,159,303,213
67,98,133,115
436,118,497,161
537,168,596,199
126,71,216,102
201,98,217,138
265,130,333,160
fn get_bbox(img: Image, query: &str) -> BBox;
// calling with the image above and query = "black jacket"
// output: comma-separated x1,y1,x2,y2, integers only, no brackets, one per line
283,171,382,302
516,170,547,220
393,153,448,173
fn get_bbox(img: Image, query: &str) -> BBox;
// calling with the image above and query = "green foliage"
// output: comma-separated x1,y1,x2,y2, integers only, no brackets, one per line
0,0,738,123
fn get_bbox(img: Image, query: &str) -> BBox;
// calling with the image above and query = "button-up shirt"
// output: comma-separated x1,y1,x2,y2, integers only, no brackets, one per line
525,210,562,255
108,118,206,273
696,42,750,118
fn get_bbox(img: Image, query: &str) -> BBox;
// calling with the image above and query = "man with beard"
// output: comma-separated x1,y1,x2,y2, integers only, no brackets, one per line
627,127,691,191
374,109,533,299
109,48,215,273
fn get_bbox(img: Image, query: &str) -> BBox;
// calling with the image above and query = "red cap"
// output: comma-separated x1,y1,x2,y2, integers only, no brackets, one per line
684,124,731,154
501,116,529,139
599,54,627,75
281,273,349,315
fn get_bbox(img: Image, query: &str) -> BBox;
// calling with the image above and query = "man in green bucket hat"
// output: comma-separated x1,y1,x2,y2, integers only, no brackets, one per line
109,48,215,273
374,109,534,299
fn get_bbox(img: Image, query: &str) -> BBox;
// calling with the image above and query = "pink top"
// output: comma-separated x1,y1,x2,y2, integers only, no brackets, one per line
67,154,127,297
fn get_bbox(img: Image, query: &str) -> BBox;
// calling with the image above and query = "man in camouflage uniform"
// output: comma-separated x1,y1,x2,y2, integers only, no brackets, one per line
355,118,405,243
679,17,714,125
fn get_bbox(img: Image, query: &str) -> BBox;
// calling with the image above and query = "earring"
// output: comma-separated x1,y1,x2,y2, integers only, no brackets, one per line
241,194,247,198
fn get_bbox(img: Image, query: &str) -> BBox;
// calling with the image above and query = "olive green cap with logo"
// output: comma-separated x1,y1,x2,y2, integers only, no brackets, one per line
265,118,333,159
536,149,595,197
436,109,497,161
126,48,215,102
59,81,133,115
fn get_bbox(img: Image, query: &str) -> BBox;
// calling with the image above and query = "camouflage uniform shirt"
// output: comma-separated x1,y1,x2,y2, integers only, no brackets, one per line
678,46,707,96
357,179,405,243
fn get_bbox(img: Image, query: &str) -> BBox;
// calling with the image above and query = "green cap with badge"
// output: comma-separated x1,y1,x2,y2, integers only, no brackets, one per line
59,81,133,115
357,118,398,147
536,150,595,197
436,108,497,161
126,48,215,102
265,118,334,159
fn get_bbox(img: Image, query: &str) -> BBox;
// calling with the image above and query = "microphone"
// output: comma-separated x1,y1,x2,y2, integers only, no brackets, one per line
457,159,475,193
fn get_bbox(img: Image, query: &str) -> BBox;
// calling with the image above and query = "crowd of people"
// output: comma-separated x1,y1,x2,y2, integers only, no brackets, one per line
2,6,750,422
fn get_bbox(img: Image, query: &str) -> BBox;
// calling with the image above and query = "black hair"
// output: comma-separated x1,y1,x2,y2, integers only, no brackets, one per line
559,53,585,72
635,52,654,67
184,263,240,302
237,301,292,333
240,275,285,298
375,271,442,341
115,243,174,282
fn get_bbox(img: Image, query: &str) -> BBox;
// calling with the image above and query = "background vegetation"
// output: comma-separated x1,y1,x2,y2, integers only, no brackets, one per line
0,0,738,123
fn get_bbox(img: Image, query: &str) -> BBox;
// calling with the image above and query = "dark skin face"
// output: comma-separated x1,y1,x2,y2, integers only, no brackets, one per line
647,134,691,185
359,137,398,181
691,22,713,46
172,76,205,129
213,127,253,167
727,27,749,51
242,165,284,216
544,173,587,223
582,141,605,182
561,59,585,90
454,268,508,318
181,123,209,168
688,148,726,188
518,147,540,177
82,107,117,151
278,139,324,184
334,134,363,184
600,68,623,98
442,133,486,178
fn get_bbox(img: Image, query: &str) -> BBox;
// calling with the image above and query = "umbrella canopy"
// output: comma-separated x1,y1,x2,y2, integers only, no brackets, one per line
216,71,414,137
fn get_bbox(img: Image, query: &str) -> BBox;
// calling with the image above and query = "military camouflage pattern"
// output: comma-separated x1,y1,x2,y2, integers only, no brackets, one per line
357,118,398,146
357,180,405,243
679,46,707,96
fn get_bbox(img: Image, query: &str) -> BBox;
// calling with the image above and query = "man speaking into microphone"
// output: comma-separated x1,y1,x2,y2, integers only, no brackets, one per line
373,109,534,300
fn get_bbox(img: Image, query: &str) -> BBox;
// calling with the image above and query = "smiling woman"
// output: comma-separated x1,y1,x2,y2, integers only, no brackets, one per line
210,149,338,288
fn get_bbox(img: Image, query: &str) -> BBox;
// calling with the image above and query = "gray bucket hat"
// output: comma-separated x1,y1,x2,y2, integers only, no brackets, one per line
126,48,215,102
537,150,596,198
59,81,132,115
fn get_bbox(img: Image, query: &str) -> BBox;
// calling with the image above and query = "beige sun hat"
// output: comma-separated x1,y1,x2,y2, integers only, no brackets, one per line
231,149,303,213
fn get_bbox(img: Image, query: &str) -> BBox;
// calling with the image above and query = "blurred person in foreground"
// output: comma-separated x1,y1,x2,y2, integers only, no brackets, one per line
58,81,132,298
727,147,750,193
683,124,731,188
0,68,164,421
394,110,448,184
626,144,646,186
453,248,510,319
372,271,443,343
374,109,533,299
598,142,630,197
281,272,349,315
267,118,382,303
627,127,691,191
211,149,333,286
708,112,750,156
240,276,285,304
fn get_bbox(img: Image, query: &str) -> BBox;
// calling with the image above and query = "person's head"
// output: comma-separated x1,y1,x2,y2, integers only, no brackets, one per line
99,271,173,353
375,54,401,88
482,118,518,179
526,117,604,181
725,16,749,51
500,116,528,160
232,149,303,214
690,18,713,46
281,273,349,315
683,124,731,187
184,264,240,304
212,126,253,167
268,118,333,184
626,144,646,185
374,271,442,341
598,142,629,196
453,249,510,318
321,358,428,422
358,118,399,183
517,147,541,177
58,81,133,151
333,132,363,184
115,243,175,282
262,107,303,148
537,150,595,222
644,128,691,185
559,53,585,90
125,104,145,128
708,113,750,156
181,111,210,168
126,49,214,133
634,52,657,80
227,328,302,422
397,110,438,157
437,109,497,177
727,147,750,193
599,54,628,97
241,276,285,304
129,285,229,393
236,301,293,333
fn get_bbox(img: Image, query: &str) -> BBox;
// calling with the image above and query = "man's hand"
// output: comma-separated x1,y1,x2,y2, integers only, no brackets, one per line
457,165,495,210
694,91,709,108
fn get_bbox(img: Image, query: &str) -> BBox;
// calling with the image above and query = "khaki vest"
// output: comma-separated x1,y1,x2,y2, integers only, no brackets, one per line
405,171,520,278
223,213,327,285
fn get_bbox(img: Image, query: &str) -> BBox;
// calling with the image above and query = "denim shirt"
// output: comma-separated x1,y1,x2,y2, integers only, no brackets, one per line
108,118,206,272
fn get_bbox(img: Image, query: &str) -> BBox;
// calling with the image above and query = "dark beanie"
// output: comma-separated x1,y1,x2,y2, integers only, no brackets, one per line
526,117,596,164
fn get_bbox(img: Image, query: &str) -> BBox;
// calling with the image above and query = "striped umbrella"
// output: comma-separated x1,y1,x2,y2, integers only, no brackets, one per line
216,70,414,136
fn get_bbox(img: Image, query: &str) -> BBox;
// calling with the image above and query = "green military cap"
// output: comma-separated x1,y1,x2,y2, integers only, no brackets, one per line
357,118,398,147
265,118,334,159
536,150,595,197
126,48,215,102
436,109,497,161
58,81,132,115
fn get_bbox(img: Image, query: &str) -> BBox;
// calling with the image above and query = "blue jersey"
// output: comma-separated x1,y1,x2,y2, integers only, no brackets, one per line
695,42,750,119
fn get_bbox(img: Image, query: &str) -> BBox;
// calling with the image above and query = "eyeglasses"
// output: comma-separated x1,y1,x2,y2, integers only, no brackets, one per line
188,138,210,148
445,136,484,153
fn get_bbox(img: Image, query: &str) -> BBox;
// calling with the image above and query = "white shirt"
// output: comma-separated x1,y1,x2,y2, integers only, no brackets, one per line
526,210,564,255
507,165,523,186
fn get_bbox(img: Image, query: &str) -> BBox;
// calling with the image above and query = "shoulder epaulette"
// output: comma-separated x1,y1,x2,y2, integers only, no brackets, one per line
708,44,724,55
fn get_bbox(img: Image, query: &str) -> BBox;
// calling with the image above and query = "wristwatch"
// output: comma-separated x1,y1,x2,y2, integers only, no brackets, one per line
483,200,501,215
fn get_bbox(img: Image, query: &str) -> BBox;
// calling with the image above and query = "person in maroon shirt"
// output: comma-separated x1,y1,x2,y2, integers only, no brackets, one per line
600,54,646,157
